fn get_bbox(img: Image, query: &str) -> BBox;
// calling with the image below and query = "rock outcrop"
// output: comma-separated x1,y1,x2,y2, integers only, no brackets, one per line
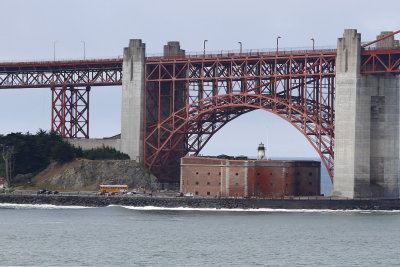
32,159,159,191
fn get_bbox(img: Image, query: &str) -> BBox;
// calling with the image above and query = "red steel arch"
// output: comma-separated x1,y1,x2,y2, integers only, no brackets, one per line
144,51,336,182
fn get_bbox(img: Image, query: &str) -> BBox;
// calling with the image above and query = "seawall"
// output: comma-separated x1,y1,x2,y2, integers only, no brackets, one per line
1,195,400,210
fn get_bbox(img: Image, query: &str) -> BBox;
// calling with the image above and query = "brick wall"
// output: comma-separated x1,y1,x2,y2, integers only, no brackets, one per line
181,157,320,198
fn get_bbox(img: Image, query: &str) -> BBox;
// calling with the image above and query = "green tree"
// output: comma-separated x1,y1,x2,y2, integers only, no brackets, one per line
82,146,129,160
52,142,75,163
0,130,129,186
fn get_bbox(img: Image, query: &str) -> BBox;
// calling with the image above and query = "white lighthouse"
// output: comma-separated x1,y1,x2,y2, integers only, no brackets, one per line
257,142,266,160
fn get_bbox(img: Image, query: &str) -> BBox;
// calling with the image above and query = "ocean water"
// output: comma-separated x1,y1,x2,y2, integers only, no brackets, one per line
1,204,400,266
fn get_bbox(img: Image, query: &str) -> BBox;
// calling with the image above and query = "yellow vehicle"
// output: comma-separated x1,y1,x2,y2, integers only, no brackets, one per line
99,185,128,193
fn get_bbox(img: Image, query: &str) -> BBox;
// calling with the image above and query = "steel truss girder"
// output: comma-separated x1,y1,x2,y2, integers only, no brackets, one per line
144,53,336,182
51,85,90,138
361,48,400,73
0,47,398,89
0,59,122,89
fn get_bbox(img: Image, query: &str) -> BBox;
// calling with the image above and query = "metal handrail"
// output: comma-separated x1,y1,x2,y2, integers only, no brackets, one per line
1,43,400,66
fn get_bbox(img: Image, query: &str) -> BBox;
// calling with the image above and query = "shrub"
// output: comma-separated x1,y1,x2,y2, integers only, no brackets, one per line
82,146,130,160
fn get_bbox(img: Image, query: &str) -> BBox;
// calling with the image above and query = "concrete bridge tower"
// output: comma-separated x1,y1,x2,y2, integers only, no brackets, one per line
333,29,399,198
120,39,185,172
121,39,146,163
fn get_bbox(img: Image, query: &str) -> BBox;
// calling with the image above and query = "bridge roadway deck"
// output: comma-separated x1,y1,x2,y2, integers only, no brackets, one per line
0,46,399,89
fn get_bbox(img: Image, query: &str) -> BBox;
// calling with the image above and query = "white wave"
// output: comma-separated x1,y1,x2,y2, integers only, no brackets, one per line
0,203,93,210
119,205,400,213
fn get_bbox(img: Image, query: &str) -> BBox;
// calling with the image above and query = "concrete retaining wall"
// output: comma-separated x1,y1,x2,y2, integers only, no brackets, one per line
67,138,121,151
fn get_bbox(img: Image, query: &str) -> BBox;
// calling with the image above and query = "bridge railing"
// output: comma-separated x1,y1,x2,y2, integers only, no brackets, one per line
362,44,400,52
1,43,400,65
0,57,122,66
146,46,338,61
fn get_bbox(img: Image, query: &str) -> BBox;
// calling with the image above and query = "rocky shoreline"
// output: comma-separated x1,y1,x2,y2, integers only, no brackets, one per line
1,194,400,210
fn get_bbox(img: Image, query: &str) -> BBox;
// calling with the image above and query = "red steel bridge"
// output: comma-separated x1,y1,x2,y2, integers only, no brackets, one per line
1,35,400,182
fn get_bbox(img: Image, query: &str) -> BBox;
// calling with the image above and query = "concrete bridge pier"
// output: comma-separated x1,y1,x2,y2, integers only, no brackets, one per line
333,29,399,198
120,39,186,180
121,39,146,163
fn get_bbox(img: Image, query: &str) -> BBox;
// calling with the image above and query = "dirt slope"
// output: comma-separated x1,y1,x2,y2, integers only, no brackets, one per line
26,159,159,191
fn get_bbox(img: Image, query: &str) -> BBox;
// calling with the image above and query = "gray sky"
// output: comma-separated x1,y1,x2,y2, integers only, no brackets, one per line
0,0,399,158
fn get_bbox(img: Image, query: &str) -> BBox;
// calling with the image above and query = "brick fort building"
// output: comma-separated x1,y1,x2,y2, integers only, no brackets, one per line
180,147,321,198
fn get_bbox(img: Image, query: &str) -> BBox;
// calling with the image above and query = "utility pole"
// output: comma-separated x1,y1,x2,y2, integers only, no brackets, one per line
53,41,57,61
81,41,86,59
276,36,281,54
